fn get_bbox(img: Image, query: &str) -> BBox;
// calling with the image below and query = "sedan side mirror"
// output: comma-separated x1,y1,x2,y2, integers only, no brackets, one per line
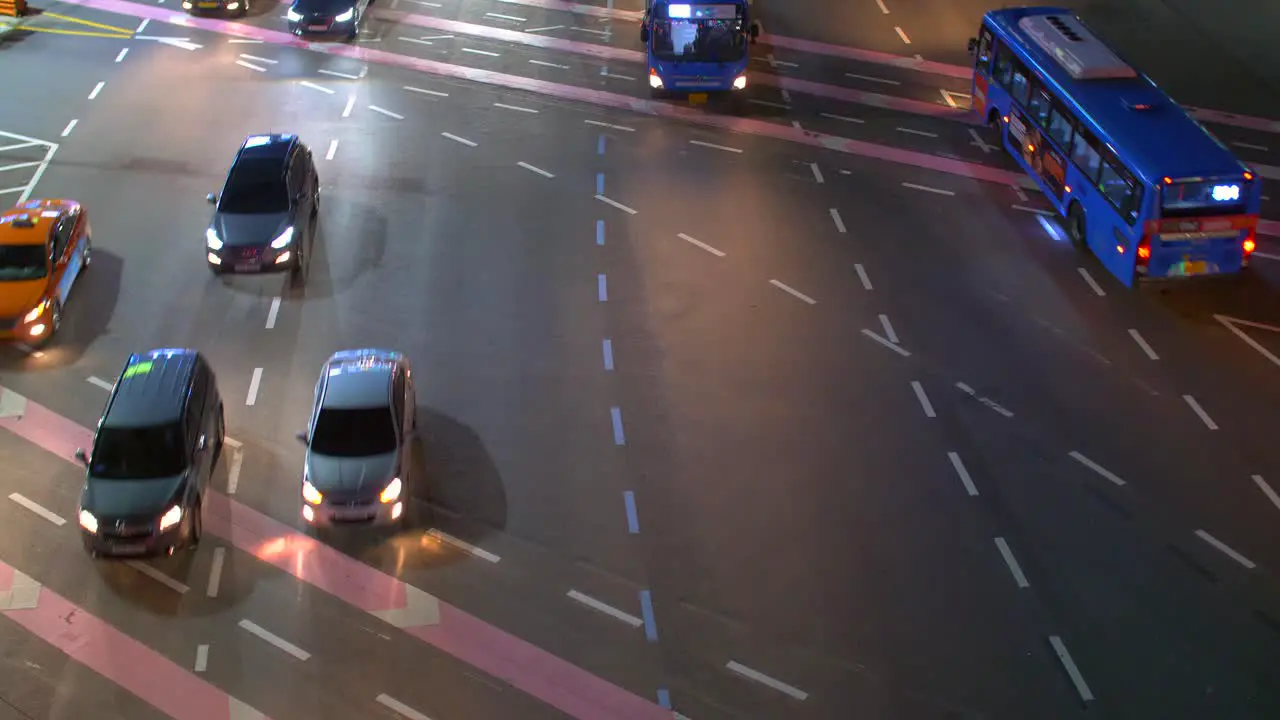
206,193,218,205
295,431,309,445
74,448,89,467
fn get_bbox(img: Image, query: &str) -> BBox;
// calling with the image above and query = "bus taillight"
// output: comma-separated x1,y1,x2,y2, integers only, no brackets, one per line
1243,229,1256,256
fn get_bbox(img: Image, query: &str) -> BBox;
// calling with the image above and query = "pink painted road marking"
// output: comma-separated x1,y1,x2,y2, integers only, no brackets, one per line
1261,219,1280,238
0,383,671,720
0,560,268,719
61,0,1033,189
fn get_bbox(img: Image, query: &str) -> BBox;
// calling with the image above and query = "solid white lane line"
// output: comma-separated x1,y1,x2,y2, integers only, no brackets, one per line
809,163,824,184
225,448,244,495
595,195,637,214
194,645,209,672
896,127,937,138
829,208,847,233
678,233,725,257
462,47,500,57
530,59,571,69
88,81,105,99
300,81,334,94
1127,329,1158,359
1232,141,1268,152
861,329,911,357
426,529,501,563
910,381,936,418
238,53,276,64
894,26,911,44
1182,395,1218,430
127,560,190,593
993,537,1030,588
1194,530,1256,569
0,161,41,173
1077,267,1106,296
207,547,226,597
598,273,608,302
485,12,527,22
115,48,128,62
375,694,433,720
878,314,898,343
368,105,404,120
518,161,555,178
8,493,66,526
566,590,643,627
265,296,281,329
325,139,338,160
1012,204,1054,216
318,69,358,80
245,368,263,406
747,98,790,110
399,36,435,45
136,18,149,32
726,661,809,701
525,25,565,33
769,279,816,305
902,182,954,196
495,102,538,113
820,112,865,124
585,119,634,132
404,85,448,97
236,60,267,72
238,620,311,661
442,132,476,147
1252,475,1280,512
342,94,357,117
690,139,743,154
947,452,979,496
846,72,899,85
855,263,872,290
87,376,114,391
602,338,614,371
1048,636,1094,702
1069,451,1126,486
875,0,889,13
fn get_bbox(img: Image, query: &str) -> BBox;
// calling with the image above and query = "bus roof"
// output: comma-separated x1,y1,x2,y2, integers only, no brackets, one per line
985,6,1250,186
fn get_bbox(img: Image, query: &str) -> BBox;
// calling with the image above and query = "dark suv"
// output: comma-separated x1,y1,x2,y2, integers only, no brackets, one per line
205,134,318,283
75,348,225,558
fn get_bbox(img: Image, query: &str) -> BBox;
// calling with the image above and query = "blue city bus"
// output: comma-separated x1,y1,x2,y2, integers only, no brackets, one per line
640,1,759,101
967,7,1260,286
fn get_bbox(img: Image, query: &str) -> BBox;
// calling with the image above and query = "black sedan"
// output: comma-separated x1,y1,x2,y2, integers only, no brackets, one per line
287,0,370,40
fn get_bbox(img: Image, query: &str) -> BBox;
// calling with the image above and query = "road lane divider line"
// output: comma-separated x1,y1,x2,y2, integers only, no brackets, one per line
207,546,226,597
597,134,606,155
954,382,1015,418
875,0,889,15
0,161,43,174
902,181,954,196
318,68,359,79
638,590,658,642
878,314,898,344
324,139,339,160
1181,395,1218,430
861,328,911,357
1252,475,1280,513
595,195,637,214
1069,451,1126,486
126,560,190,594
894,26,911,44
602,71,637,81
1232,141,1268,152
993,537,1030,588
517,161,555,178
225,448,244,495
88,81,106,100
526,25,564,33
597,273,608,302
602,338,614,370
1048,636,1094,702
769,279,816,304
726,661,809,701
245,368,263,406
462,47,500,57
596,172,604,194
968,128,995,153
7,493,66,526
60,120,78,138
531,58,571,69
87,376,114,391
227,38,262,43
265,296,281,329
342,94,357,117
239,53,276,63
1036,215,1064,241
622,491,639,533
399,36,435,45
426,529,501,563
404,85,449,97
596,219,605,245
585,119,634,132
1012,204,1054,216
809,162,824,183
1076,267,1106,296
690,139,743,154
610,407,626,445
820,112,864,124
369,105,405,119
1127,329,1159,359
238,619,312,660
896,127,936,138
1194,529,1255,569
495,102,539,113
854,263,873,290
747,98,789,110
677,232,725,257
194,644,209,672
910,381,936,418
441,132,477,146
236,59,267,72
829,208,846,233
566,589,643,627
300,80,334,94
135,17,148,31
847,72,898,85
376,694,433,720
947,452,979,496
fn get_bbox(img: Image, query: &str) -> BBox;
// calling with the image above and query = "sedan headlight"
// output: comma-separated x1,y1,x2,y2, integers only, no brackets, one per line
302,480,324,505
286,8,302,21
78,509,99,534
159,505,183,532
206,227,223,250
380,477,402,504
270,226,294,249
23,298,50,323
335,7,355,22
733,74,747,90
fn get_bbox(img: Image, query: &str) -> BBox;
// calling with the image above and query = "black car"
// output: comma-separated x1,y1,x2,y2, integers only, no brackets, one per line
206,133,318,283
287,0,370,40
75,349,225,558
182,0,248,16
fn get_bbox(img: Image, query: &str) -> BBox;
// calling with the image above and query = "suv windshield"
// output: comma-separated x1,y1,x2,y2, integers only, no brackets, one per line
219,159,290,214
0,244,48,281
651,3,746,63
91,424,187,479
310,406,398,458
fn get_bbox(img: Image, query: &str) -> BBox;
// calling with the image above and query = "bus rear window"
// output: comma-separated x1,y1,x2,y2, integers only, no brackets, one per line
1161,179,1249,218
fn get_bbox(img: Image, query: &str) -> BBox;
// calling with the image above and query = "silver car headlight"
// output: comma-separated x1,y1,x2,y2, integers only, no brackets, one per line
206,228,223,250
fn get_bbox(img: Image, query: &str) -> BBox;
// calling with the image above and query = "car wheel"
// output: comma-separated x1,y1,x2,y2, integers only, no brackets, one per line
189,502,203,549
1067,202,1089,252
291,245,306,285
215,406,226,464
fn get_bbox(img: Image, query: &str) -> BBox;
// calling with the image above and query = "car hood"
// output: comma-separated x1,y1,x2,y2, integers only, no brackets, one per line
0,279,47,317
211,212,291,248
305,451,398,494
82,474,185,518
292,0,355,16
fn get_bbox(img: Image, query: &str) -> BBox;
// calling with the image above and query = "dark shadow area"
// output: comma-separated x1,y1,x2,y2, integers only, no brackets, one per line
92,555,190,618
1142,268,1280,325
278,198,386,300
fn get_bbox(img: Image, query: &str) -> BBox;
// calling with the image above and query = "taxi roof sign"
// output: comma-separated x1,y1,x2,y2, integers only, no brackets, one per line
122,359,155,380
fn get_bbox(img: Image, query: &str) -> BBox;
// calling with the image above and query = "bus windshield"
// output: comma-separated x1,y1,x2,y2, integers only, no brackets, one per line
651,3,746,63
1160,178,1251,219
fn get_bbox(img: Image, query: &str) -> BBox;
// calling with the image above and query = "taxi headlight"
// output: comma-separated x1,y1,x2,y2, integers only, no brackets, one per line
380,477,402,504
270,226,295,249
733,74,747,90
286,8,302,21
206,228,223,250
302,480,324,505
23,299,50,323
78,509,99,534
335,7,354,22
159,505,183,532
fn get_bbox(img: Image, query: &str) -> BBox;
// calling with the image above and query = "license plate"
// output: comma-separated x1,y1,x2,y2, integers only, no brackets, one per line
333,508,373,521
234,262,259,272
1183,260,1207,276
198,2,218,7
111,543,147,555
309,24,328,30
688,93,708,104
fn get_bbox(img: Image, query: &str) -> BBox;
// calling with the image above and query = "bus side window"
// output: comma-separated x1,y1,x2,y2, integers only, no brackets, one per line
1097,156,1141,224
1008,56,1032,107
1046,101,1075,149
1070,130,1103,182
992,42,1014,89
1028,85,1053,128
976,27,994,70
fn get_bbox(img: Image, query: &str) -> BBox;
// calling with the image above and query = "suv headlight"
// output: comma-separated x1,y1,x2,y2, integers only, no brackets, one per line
302,480,324,505
286,8,302,21
335,7,354,21
23,298,50,323
206,228,223,250
379,477,402,504
159,505,183,532
270,226,294,249
78,508,99,534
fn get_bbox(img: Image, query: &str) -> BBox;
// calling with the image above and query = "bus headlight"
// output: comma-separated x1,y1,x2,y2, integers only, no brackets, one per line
649,70,663,89
732,74,747,90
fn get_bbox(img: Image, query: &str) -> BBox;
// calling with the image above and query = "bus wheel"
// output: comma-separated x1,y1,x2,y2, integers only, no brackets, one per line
1066,203,1088,252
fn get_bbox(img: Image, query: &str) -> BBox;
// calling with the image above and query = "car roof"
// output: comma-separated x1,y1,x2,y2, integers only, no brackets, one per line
321,349,400,410
103,349,201,428
237,134,297,161
0,199,77,247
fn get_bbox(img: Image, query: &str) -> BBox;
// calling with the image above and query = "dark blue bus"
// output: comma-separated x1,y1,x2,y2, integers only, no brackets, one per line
968,7,1260,285
641,1,759,101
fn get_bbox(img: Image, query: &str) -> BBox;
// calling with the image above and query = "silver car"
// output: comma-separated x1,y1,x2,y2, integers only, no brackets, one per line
296,349,417,529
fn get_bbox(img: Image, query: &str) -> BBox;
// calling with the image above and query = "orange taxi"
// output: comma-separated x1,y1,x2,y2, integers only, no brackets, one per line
0,199,91,347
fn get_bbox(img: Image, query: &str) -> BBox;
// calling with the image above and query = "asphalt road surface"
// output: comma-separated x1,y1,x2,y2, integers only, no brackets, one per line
1,1,1279,719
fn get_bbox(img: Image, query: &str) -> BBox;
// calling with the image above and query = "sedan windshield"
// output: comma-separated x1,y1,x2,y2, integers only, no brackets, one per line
310,407,398,457
91,424,187,480
652,4,746,63
0,244,48,281
219,160,290,214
